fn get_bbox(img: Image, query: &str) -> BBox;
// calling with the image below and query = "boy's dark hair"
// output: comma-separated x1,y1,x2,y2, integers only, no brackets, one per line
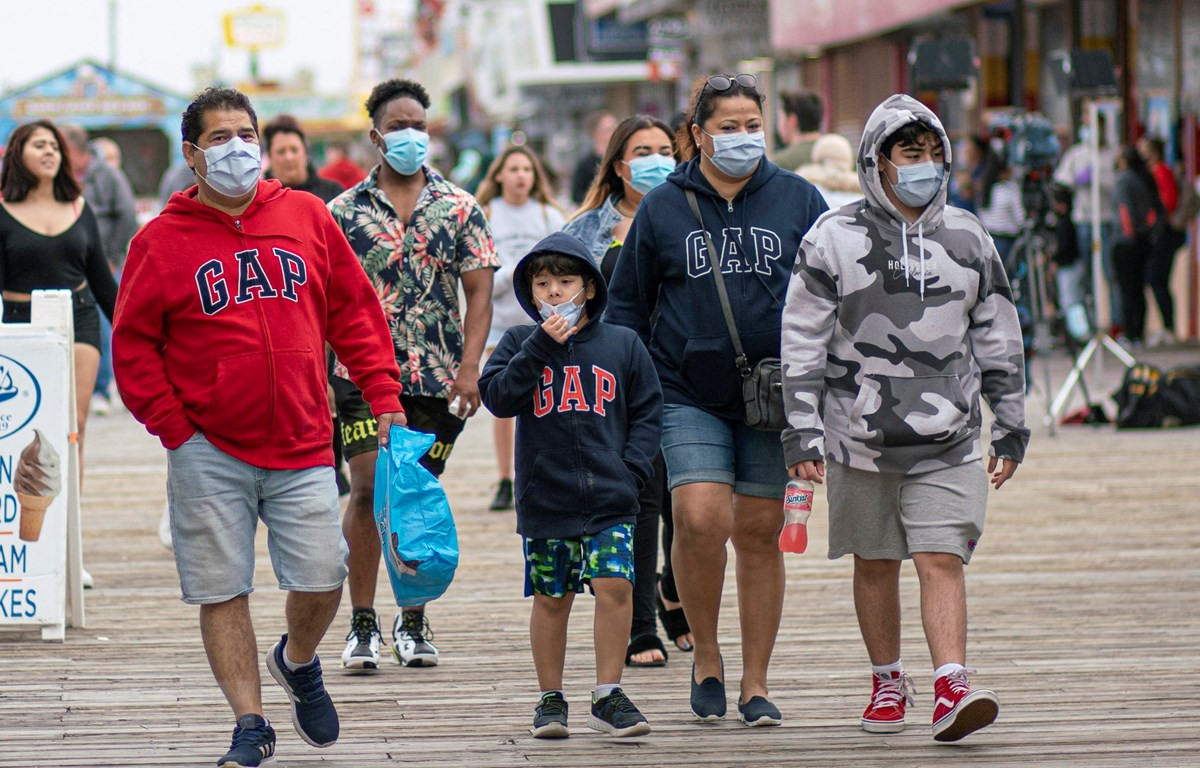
365,79,431,125
524,252,591,282
181,87,258,145
880,121,943,159
262,115,306,153
781,91,822,133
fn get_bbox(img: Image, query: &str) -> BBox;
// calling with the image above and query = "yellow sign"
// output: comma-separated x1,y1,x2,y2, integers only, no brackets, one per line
223,5,286,50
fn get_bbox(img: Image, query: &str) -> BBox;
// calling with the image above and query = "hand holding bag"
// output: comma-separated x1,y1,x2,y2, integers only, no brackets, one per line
685,190,786,431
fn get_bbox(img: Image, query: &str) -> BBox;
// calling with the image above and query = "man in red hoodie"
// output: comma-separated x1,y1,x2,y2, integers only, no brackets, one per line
112,87,405,768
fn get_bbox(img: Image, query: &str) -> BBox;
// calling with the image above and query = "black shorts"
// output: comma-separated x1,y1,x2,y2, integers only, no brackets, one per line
330,376,466,477
2,289,102,350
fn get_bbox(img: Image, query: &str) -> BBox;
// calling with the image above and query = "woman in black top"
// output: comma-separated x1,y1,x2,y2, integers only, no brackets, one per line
1,119,119,477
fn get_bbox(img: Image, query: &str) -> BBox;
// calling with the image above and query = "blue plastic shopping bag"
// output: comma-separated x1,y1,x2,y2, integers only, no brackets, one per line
374,425,458,606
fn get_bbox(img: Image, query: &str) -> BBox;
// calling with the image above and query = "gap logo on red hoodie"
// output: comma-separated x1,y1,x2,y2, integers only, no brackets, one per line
196,247,308,314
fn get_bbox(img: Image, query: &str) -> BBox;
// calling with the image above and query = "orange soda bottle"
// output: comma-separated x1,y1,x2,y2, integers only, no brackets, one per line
779,479,813,553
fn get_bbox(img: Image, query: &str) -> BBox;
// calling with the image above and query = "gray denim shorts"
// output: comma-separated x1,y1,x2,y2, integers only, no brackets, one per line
166,433,348,604
826,460,987,564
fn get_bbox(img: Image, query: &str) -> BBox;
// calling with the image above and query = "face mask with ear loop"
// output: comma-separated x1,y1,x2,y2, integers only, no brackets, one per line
193,137,261,197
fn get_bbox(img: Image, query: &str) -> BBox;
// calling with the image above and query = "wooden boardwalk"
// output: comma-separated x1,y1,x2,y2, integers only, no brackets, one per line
1,345,1198,767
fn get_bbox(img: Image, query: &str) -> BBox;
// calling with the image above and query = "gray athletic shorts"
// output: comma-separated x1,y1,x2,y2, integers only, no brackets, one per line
826,460,987,564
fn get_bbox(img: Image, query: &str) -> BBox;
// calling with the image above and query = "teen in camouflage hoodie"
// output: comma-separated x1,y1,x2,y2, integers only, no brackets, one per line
780,94,1029,474
779,94,1030,743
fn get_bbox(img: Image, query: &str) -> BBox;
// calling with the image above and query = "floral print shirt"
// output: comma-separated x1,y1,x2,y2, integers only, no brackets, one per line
328,165,498,398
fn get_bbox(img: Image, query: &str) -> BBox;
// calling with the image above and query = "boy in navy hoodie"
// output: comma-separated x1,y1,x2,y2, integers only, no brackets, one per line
480,232,663,739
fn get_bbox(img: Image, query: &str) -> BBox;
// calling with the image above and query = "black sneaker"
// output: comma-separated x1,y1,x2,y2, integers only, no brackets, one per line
588,688,651,737
217,713,275,767
489,478,514,511
265,634,339,748
340,608,382,672
530,691,569,738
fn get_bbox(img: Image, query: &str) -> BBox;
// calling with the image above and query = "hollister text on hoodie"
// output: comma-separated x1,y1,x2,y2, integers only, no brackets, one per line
780,95,1030,475
479,232,663,540
112,179,403,470
604,155,827,423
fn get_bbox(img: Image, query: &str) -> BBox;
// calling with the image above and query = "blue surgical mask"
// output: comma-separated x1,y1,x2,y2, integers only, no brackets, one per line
702,130,765,178
378,127,429,176
885,157,944,208
196,137,261,197
537,286,586,328
626,154,675,195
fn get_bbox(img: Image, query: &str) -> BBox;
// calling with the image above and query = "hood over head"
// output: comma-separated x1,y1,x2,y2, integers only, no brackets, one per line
857,94,952,231
513,231,607,323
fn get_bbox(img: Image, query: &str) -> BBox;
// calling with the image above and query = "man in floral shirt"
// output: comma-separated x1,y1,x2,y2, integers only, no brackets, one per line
328,78,498,672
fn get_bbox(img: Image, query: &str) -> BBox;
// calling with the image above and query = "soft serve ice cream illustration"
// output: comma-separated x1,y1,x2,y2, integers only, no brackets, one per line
13,430,61,542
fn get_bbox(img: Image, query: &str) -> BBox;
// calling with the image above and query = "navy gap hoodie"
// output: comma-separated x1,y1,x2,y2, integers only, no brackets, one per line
605,157,827,422
479,232,663,539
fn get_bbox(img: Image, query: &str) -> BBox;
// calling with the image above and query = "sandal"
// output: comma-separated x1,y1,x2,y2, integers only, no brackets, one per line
656,575,692,652
625,633,668,667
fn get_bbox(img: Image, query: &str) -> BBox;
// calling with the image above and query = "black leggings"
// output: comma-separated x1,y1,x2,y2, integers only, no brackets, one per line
631,453,670,640
1112,235,1153,342
1147,228,1185,330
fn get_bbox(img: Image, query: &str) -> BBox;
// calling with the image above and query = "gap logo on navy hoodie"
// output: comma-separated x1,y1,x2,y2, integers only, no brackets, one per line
479,232,663,540
605,155,827,423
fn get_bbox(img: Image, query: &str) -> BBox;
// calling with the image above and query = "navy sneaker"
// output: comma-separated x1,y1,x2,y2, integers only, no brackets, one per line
690,661,727,721
217,714,275,767
265,634,339,748
530,691,569,738
737,695,782,727
588,688,651,737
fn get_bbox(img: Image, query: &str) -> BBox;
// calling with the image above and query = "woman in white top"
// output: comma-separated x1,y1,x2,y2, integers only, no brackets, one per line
476,146,566,511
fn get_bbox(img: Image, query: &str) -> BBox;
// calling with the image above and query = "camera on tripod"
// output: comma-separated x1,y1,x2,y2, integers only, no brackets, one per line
987,110,1061,229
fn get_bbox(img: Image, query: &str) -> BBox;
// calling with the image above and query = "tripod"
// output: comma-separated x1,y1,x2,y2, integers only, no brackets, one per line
1047,99,1134,424
1010,219,1057,433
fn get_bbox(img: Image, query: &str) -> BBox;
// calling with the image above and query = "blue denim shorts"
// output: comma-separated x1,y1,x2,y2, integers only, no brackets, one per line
523,523,635,598
166,433,348,604
660,403,789,499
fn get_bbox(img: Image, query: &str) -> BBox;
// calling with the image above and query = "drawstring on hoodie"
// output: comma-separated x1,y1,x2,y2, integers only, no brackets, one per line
899,221,927,301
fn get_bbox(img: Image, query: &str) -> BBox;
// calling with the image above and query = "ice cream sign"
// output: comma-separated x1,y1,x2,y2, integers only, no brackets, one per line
0,331,73,638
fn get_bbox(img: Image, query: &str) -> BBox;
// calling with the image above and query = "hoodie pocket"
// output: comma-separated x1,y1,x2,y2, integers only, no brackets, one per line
582,449,639,513
678,337,739,408
518,449,581,517
848,374,970,447
273,350,326,445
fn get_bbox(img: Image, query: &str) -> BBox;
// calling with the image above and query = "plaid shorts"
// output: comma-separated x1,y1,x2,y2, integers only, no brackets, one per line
522,523,635,598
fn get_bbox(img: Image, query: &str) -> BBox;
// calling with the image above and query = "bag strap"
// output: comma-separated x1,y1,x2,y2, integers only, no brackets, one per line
686,190,751,378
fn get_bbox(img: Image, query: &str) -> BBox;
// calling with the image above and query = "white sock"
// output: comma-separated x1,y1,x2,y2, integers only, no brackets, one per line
593,683,620,701
283,644,315,671
872,660,903,676
934,662,966,680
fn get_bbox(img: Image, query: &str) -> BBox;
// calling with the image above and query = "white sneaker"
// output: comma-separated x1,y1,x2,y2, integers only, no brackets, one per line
158,505,173,551
1147,329,1176,347
341,609,383,672
81,567,94,589
391,611,439,667
90,393,111,416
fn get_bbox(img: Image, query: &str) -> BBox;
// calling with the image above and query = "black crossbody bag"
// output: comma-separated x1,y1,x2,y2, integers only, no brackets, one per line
685,190,786,431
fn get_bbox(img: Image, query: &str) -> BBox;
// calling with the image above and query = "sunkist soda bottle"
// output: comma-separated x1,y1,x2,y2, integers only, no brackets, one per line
779,479,814,554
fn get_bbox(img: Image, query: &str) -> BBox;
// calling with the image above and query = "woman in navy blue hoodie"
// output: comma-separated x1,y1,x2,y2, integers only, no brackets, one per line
480,232,663,738
606,73,827,725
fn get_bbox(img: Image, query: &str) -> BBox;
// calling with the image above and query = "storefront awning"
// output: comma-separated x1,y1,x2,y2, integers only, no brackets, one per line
770,0,976,53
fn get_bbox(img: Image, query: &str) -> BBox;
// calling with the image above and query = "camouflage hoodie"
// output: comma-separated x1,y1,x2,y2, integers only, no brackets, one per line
780,94,1029,474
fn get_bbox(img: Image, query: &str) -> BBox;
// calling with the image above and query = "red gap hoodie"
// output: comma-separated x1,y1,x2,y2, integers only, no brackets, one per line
113,179,402,469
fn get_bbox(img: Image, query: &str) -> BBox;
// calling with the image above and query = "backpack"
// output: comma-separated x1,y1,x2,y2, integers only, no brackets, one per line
1113,364,1200,428
374,426,459,605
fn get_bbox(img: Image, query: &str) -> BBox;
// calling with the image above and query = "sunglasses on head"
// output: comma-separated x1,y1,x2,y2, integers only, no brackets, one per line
704,73,758,93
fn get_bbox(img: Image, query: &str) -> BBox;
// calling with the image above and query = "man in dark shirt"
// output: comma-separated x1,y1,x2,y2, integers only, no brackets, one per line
569,111,617,205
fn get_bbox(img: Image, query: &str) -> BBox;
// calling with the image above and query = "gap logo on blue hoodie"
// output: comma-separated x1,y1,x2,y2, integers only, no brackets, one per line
606,155,827,422
479,232,663,540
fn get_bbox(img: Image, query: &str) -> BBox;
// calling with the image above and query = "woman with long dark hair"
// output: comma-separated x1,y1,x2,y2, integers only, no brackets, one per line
1111,145,1166,347
565,114,687,668
476,145,566,511
606,74,827,724
1,119,118,486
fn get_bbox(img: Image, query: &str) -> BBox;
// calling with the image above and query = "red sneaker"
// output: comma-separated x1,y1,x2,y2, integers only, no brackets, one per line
861,669,916,733
931,668,999,742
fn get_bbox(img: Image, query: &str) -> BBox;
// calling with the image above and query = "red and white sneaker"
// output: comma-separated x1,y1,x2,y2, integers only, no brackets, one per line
861,669,916,733
931,668,999,742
